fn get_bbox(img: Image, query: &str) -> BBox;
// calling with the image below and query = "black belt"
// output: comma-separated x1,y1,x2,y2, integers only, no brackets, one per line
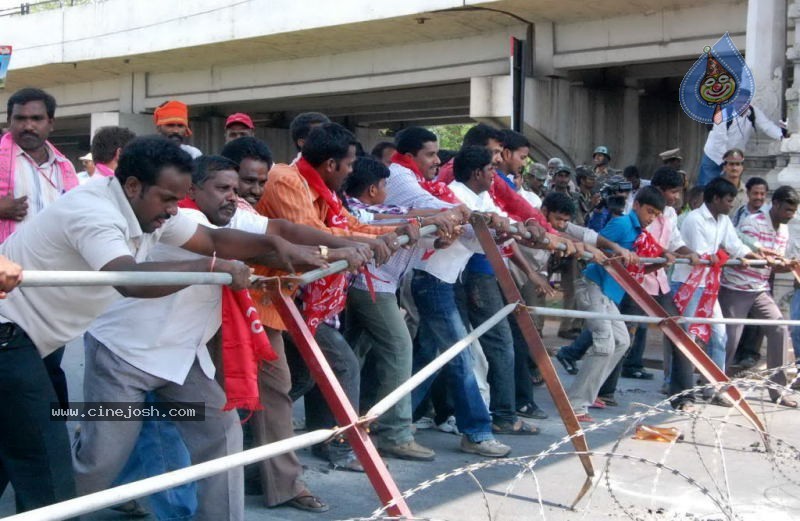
0,322,29,349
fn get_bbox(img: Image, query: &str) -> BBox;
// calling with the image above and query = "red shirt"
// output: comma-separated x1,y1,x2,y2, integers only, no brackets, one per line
437,159,555,233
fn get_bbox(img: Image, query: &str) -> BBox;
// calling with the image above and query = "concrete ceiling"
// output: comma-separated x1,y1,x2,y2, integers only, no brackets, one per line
4,0,740,90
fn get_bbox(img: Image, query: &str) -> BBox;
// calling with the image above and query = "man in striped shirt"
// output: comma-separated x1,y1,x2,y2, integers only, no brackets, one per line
718,186,799,407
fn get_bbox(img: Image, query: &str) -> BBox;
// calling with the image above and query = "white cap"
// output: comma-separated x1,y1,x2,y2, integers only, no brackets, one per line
79,152,93,161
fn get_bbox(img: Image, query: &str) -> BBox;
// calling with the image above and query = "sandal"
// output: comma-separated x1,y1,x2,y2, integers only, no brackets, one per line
556,352,578,375
589,398,606,409
530,367,545,386
284,490,330,513
492,420,539,435
517,403,548,420
773,397,799,408
598,395,619,407
575,413,594,423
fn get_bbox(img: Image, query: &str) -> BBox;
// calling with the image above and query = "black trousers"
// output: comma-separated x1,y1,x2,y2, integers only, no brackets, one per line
0,324,76,513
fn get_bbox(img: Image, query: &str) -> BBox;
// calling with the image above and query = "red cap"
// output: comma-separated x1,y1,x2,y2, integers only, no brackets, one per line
225,113,254,129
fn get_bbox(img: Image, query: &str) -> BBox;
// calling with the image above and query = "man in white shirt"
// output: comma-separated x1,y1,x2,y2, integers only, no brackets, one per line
671,177,760,401
449,146,547,436
385,130,513,457
698,104,785,186
0,137,354,515
0,87,78,239
76,152,96,184
0,88,79,493
77,155,369,518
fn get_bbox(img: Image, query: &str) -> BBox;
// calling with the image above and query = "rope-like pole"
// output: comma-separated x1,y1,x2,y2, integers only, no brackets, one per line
366,303,517,419
293,224,438,286
638,257,770,266
19,271,234,287
526,306,800,327
3,429,336,521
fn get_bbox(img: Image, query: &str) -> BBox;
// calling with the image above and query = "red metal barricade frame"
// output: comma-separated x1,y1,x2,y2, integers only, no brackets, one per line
264,279,413,517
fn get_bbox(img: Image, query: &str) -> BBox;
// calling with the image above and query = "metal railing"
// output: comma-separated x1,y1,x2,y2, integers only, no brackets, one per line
0,0,93,17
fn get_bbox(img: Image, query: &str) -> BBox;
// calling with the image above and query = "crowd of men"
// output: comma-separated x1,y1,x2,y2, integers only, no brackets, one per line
0,87,798,520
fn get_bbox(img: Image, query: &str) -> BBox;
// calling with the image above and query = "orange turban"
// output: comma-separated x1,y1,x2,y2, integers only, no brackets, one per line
153,100,192,136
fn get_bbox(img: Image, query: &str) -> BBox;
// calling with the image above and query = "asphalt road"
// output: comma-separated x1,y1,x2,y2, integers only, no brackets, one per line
2,319,799,520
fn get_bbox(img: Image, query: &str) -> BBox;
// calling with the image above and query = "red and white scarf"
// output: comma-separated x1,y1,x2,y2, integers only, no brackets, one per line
295,157,350,333
0,132,78,242
628,230,664,284
673,249,730,343
177,198,277,412
391,151,459,204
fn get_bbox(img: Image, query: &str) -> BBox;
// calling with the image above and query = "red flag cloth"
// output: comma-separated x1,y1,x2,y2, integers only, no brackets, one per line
220,287,277,411
673,249,730,343
176,197,277,412
628,230,664,284
295,157,349,333
390,151,459,204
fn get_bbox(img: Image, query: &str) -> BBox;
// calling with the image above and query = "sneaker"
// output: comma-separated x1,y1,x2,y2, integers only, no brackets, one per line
460,437,511,458
436,416,460,435
413,416,435,430
379,440,436,461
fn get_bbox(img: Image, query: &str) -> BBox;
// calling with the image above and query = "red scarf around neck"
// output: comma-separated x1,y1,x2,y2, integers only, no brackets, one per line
295,158,350,333
672,249,730,344
390,151,458,204
177,198,277,412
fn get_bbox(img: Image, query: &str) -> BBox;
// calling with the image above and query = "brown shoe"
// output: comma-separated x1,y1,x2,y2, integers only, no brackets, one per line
379,440,436,461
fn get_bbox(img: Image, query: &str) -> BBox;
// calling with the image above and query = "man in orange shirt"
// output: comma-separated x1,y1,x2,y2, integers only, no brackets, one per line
255,122,419,471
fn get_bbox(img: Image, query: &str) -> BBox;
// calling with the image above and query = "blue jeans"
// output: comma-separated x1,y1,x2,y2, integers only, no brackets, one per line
671,281,727,371
456,272,517,425
560,329,592,360
411,270,494,442
696,153,722,187
114,393,197,520
790,289,800,362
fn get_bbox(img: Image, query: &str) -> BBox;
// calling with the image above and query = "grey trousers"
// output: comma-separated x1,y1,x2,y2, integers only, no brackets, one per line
718,287,788,400
74,333,244,521
568,279,630,414
345,288,414,446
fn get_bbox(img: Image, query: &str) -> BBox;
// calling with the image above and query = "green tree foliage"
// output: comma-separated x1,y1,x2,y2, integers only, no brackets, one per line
429,124,472,152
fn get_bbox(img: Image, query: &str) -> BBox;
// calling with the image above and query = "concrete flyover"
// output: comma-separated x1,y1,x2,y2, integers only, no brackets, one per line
0,0,772,178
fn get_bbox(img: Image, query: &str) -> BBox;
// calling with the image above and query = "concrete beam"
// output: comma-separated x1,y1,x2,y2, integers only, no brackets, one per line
142,30,518,109
553,2,747,69
2,0,503,71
